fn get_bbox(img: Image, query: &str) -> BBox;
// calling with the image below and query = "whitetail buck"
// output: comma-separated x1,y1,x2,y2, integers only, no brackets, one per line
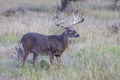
16,13,84,69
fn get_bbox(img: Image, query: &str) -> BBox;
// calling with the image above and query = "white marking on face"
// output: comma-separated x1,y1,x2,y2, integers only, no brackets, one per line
68,37,72,43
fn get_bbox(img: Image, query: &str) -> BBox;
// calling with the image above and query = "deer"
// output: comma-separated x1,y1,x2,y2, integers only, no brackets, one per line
16,12,84,70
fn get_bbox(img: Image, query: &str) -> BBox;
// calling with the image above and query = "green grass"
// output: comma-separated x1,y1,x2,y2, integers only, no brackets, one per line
103,45,120,57
0,35,20,46
0,45,120,80
10,69,22,78
0,66,8,74
0,56,2,60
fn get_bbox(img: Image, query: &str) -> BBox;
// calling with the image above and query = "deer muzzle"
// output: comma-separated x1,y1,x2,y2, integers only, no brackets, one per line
74,33,80,38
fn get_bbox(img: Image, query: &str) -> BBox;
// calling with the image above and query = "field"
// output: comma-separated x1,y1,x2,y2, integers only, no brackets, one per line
0,0,120,80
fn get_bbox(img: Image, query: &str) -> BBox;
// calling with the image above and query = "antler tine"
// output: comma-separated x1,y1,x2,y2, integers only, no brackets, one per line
72,11,79,21
69,12,84,27
54,10,70,27
72,18,84,26
54,11,84,28
55,18,69,27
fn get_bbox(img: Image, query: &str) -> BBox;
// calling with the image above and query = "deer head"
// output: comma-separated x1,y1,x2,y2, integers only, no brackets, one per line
54,12,84,38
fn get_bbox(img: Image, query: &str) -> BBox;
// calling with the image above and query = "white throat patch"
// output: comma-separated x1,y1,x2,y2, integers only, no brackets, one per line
68,37,72,43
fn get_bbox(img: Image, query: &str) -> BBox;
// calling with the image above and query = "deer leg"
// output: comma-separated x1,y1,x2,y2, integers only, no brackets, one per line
32,53,38,70
49,53,54,69
22,51,29,68
56,56,62,70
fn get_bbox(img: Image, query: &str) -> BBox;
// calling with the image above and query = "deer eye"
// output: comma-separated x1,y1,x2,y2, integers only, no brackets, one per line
68,30,73,33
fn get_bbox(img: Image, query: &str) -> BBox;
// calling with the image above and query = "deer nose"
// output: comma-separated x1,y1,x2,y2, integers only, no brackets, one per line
74,33,80,38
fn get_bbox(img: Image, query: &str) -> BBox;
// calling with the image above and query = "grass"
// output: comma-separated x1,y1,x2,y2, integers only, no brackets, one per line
0,45,120,80
0,35,20,46
0,66,7,74
0,0,120,80
25,4,56,13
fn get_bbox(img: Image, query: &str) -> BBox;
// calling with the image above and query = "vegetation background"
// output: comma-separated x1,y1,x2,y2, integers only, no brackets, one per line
0,0,120,80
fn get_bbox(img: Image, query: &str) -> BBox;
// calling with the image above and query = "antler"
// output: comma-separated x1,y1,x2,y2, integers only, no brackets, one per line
54,11,84,28
54,18,69,27
54,9,71,27
68,12,84,27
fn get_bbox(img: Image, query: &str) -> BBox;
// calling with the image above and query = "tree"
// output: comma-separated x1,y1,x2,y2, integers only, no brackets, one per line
60,0,80,11
112,0,119,9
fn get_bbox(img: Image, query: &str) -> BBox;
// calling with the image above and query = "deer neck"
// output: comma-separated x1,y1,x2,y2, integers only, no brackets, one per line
61,32,70,49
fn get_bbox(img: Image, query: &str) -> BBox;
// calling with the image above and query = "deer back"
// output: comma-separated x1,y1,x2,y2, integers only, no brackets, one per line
21,32,50,54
